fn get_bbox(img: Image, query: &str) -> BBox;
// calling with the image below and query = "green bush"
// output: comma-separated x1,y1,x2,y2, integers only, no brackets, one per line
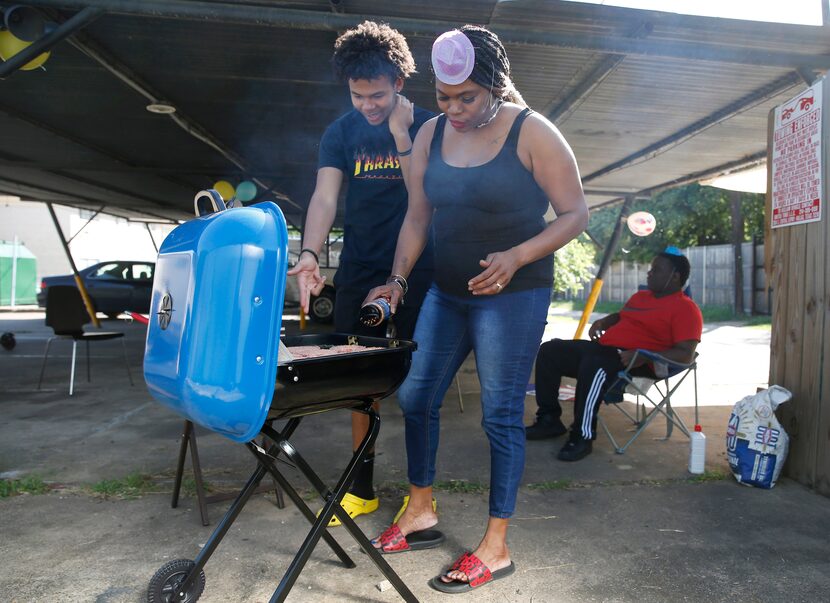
553,237,597,296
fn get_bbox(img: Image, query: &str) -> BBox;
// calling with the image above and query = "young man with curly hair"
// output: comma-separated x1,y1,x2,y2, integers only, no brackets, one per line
288,21,434,526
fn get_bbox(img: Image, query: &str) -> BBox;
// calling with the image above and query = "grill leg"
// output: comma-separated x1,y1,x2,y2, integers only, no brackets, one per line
170,420,210,526
170,419,307,599
261,434,285,509
187,423,210,526
262,406,418,603
172,422,285,526
171,420,190,511
173,457,275,599
86,339,91,382
249,422,354,568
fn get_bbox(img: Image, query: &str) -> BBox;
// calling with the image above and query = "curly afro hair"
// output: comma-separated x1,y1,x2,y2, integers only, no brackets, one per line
332,21,416,83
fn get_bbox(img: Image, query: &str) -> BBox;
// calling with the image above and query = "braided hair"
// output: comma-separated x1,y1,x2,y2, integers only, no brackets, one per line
332,21,416,83
459,25,526,107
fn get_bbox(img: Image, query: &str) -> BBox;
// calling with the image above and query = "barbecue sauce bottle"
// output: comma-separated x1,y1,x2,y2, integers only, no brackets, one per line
359,297,392,327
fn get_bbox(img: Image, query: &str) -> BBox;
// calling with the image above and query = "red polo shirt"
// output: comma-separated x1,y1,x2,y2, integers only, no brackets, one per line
599,290,702,351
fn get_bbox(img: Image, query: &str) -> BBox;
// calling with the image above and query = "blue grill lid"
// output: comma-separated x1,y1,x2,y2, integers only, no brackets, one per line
143,201,288,442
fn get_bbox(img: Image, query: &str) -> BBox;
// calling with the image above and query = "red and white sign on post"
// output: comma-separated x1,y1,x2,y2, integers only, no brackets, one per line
771,80,823,228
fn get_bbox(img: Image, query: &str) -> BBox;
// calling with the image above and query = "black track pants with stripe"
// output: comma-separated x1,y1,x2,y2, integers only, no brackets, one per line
534,339,624,440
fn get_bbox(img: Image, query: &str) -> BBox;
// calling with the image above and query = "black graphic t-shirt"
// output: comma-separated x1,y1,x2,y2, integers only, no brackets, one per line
318,106,434,273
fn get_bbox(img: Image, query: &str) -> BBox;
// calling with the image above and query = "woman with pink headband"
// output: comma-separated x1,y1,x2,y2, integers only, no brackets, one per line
366,25,588,593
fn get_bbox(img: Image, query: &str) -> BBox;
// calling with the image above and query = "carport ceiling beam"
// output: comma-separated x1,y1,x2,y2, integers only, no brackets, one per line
64,30,303,215
0,101,198,196
28,0,830,70
546,20,654,124
0,142,179,210
548,54,625,125
582,71,801,183
592,150,767,209
0,174,180,222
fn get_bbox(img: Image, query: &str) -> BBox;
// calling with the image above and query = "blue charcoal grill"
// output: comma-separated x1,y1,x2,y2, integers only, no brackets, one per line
143,190,418,603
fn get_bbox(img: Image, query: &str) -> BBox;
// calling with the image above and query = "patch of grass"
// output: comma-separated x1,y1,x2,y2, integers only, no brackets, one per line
90,472,160,499
587,301,625,315
698,306,773,326
552,300,622,315
0,475,49,497
700,305,737,322
526,479,573,491
432,480,487,494
743,315,772,328
180,477,213,497
688,469,730,483
559,299,772,327
387,480,411,490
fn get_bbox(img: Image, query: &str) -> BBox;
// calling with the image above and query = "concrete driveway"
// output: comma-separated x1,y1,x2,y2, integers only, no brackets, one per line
1,309,827,603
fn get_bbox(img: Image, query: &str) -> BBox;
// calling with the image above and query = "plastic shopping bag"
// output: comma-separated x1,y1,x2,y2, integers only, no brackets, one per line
726,385,791,489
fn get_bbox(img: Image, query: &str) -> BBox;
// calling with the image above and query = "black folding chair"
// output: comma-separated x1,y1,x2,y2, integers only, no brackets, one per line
37,285,133,395
599,349,698,454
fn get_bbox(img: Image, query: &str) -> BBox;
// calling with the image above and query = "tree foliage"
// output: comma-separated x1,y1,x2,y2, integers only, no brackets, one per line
553,236,597,295
587,183,765,264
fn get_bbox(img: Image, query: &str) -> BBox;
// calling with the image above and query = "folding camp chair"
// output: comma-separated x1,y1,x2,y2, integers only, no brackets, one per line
599,349,698,454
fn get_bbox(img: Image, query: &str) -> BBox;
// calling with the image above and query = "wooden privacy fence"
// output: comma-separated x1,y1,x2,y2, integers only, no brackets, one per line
570,241,769,313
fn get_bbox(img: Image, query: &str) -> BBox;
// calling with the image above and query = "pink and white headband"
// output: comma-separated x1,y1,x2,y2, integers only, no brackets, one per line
431,29,475,85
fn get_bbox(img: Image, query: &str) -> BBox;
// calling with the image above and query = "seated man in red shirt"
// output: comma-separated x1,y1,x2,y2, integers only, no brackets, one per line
527,248,703,461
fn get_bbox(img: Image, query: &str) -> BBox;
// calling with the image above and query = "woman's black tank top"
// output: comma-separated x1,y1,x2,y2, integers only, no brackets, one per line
423,108,554,297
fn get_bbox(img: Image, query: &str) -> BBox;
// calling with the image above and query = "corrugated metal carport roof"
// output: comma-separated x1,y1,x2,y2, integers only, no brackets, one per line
1,0,828,226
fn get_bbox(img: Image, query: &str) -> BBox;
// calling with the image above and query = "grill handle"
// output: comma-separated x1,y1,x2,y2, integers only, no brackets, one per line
194,189,228,217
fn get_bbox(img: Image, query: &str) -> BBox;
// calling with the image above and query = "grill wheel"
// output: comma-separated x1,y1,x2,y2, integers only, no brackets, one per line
147,558,205,603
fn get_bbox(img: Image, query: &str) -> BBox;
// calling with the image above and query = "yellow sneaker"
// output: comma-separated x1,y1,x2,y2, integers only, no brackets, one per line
392,495,438,524
318,492,379,527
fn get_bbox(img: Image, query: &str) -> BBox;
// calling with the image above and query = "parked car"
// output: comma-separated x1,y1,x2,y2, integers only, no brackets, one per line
37,261,155,319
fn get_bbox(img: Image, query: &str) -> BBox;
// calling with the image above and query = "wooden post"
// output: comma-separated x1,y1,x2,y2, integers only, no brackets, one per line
768,79,830,496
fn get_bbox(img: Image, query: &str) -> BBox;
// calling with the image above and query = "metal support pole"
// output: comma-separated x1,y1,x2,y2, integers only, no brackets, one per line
0,6,104,79
10,235,19,307
145,223,158,253
46,203,100,327
66,206,104,245
574,196,633,339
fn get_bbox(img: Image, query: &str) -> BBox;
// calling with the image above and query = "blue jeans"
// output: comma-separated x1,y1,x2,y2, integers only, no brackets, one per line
397,285,550,518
